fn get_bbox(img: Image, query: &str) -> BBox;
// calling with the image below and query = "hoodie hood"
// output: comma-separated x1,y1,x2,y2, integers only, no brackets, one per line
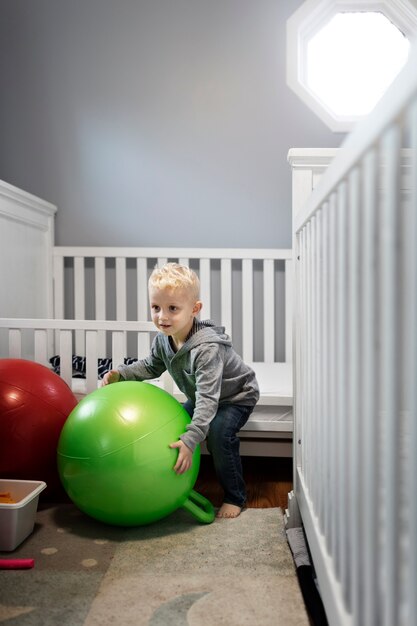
182,319,232,350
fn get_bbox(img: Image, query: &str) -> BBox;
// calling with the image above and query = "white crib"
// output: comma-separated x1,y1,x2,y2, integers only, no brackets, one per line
0,196,294,456
287,46,417,626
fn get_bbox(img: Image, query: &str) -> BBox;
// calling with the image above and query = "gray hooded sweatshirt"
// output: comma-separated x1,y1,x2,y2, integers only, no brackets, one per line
117,320,259,451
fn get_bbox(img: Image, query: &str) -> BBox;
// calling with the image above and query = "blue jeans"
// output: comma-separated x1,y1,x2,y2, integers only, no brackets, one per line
183,401,254,508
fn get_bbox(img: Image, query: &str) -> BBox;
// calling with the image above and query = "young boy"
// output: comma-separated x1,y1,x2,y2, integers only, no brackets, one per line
102,263,259,518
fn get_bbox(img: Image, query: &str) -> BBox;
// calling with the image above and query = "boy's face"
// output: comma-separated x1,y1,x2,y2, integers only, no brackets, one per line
149,286,202,345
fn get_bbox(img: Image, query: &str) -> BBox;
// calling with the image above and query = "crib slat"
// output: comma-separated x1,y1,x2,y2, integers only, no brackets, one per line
315,211,324,526
112,331,126,372
53,254,64,319
304,224,312,491
319,209,328,532
285,259,293,363
115,257,127,363
220,259,232,337
59,330,73,387
137,331,150,359
9,329,22,358
361,149,379,626
116,257,127,321
336,181,349,600
74,257,85,355
199,259,211,319
303,223,308,493
74,257,85,314
136,258,150,357
381,125,402,626
310,216,318,508
309,219,315,504
348,167,361,619
305,221,311,488
179,257,189,267
157,257,168,268
85,331,98,394
95,257,106,355
34,330,48,367
297,229,306,478
53,255,64,353
242,259,253,362
309,218,317,500
95,257,106,319
408,100,417,626
263,259,274,363
137,258,148,319
328,193,338,559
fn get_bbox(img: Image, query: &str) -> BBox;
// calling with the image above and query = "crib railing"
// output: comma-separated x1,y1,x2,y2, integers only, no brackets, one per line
0,318,156,394
52,247,292,365
293,48,417,625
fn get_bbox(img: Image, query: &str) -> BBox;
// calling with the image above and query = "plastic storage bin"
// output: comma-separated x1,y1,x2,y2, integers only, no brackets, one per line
0,479,46,551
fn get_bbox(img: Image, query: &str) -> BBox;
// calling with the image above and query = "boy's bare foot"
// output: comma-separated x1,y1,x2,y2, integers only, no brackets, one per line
216,503,243,518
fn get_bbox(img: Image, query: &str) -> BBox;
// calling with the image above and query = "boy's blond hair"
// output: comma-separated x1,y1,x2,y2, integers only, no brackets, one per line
149,263,200,301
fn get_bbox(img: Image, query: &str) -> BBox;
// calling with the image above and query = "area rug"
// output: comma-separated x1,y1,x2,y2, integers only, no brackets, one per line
0,503,309,625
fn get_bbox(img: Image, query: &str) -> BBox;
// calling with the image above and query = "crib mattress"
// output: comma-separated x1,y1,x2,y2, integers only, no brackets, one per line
70,377,293,435
172,362,293,407
240,405,293,433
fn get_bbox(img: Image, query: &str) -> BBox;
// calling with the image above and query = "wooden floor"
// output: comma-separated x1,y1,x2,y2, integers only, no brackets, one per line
194,455,293,509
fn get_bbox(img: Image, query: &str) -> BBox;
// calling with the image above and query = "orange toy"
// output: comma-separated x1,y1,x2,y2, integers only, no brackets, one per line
0,491,15,503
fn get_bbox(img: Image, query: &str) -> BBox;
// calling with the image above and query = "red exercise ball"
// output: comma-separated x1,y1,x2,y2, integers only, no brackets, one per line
0,359,78,494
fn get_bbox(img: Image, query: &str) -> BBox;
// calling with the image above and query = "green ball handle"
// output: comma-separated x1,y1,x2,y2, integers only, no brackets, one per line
181,489,215,524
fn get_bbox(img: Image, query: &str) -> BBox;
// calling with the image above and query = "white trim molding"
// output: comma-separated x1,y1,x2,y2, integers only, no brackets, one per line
0,179,57,319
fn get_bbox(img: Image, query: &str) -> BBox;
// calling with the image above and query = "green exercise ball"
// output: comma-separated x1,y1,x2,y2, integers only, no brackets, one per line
57,381,214,526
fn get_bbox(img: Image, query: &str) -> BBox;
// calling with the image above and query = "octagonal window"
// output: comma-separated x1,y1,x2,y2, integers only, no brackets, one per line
287,0,417,131
306,12,409,118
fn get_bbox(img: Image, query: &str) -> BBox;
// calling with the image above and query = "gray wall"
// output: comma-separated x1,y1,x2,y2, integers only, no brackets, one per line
0,0,344,249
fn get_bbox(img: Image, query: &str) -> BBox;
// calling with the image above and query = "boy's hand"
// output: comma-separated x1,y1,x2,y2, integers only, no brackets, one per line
170,440,193,474
102,370,121,386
